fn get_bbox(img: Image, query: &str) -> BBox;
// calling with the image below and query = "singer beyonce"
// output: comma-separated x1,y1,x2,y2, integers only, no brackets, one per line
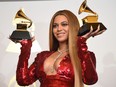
16,10,105,87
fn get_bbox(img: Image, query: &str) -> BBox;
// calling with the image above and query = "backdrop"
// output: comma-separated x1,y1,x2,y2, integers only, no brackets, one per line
0,0,116,87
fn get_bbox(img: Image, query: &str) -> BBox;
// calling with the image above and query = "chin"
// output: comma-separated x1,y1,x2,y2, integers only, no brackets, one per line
57,38,68,43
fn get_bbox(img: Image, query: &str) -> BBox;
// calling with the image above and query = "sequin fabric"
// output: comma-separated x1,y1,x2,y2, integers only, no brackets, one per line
16,37,98,87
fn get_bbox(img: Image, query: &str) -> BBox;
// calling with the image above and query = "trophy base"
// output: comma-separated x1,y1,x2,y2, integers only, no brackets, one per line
78,22,107,36
10,30,31,41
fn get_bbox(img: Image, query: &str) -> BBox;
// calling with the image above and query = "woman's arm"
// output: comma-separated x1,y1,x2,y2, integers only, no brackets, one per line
78,36,98,85
16,40,37,86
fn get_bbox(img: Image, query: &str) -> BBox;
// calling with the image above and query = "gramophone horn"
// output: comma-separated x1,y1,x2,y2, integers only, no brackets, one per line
78,0,96,15
15,9,32,28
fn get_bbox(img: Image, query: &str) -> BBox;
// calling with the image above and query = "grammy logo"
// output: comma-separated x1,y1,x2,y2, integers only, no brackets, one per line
10,8,32,42
78,0,107,36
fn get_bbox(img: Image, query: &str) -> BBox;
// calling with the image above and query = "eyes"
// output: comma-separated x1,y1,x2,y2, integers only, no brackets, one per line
53,22,69,29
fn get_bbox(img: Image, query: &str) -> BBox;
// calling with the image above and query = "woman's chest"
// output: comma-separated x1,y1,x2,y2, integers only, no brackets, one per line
56,57,74,79
37,56,74,80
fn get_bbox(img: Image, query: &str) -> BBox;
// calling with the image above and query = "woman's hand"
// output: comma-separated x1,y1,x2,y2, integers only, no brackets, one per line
81,25,106,39
9,36,35,44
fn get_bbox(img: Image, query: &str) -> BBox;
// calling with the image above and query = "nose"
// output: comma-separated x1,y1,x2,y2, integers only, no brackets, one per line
57,24,62,31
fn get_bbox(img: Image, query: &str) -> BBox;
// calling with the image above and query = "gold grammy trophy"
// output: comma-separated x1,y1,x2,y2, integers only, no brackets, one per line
10,9,32,42
78,0,107,36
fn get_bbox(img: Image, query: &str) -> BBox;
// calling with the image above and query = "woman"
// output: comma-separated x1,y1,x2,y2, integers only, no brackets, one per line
16,10,105,87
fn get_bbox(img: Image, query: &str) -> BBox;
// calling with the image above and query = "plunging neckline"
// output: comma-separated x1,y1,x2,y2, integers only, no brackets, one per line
43,52,69,76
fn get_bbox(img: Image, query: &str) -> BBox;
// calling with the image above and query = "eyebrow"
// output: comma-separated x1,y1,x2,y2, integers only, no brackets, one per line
53,21,68,24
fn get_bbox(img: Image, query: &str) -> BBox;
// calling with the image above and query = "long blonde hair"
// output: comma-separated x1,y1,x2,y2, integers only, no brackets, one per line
49,10,84,87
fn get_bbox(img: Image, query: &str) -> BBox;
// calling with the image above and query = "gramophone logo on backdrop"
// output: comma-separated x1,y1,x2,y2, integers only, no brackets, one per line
6,8,41,53
78,0,107,36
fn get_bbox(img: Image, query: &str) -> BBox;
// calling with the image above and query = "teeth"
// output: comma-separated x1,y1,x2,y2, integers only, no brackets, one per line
57,32,65,37
57,33,64,37
58,33,64,35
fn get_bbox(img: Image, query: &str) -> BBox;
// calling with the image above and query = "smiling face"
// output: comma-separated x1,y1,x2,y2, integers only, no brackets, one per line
52,15,69,43
49,10,80,51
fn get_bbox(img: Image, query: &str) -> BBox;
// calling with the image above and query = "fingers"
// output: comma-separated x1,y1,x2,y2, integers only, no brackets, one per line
81,24,106,39
91,25,100,37
9,36,35,43
89,26,93,33
31,36,35,42
92,25,106,37
96,24,101,32
81,26,94,39
91,24,106,37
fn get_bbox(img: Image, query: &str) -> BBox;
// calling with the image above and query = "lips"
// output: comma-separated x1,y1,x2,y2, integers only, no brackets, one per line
57,32,65,37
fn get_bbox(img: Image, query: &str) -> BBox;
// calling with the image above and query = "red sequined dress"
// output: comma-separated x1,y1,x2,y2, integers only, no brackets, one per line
16,37,98,87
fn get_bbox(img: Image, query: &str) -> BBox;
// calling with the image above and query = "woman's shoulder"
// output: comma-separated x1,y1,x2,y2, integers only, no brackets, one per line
35,50,54,62
37,50,54,56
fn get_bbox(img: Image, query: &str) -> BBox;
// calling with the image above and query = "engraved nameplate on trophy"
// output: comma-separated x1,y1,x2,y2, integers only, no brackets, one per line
78,0,107,36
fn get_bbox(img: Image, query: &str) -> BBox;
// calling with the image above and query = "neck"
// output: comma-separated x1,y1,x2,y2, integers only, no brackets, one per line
58,42,68,51
58,48,68,54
